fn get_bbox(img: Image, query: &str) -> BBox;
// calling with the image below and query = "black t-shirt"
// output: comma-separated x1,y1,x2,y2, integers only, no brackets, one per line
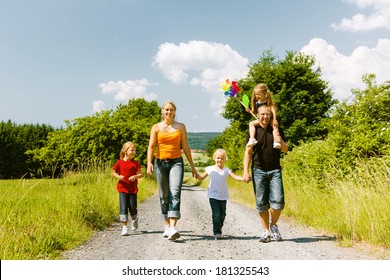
247,125,286,171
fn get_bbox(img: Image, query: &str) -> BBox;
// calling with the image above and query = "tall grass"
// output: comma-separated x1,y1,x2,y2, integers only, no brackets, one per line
0,166,157,260
282,156,390,250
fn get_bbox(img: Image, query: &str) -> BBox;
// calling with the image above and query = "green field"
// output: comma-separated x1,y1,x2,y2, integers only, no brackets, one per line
187,132,221,150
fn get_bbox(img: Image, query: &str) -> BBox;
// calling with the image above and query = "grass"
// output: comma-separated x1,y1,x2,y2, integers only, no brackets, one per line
282,156,390,256
2,152,389,259
0,167,157,260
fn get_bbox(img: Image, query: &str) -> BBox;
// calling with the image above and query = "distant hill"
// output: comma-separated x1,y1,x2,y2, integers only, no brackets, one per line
187,132,221,150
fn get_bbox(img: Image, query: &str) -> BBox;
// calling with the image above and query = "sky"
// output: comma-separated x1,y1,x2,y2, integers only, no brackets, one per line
1,0,389,132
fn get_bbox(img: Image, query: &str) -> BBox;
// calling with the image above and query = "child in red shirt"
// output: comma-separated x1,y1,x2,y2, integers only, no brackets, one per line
113,141,143,236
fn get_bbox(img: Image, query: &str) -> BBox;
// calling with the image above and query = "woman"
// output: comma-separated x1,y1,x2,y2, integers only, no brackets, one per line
147,100,198,241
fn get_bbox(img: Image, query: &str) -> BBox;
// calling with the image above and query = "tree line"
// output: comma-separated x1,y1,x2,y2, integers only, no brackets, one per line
1,50,389,179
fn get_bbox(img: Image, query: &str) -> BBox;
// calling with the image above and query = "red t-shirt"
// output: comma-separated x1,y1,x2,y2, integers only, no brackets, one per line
113,159,142,194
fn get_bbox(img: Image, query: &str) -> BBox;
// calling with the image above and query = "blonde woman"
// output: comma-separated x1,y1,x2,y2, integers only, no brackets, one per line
147,101,198,241
197,149,245,239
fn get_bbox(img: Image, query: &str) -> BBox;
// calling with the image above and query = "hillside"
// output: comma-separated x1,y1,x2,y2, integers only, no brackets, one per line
187,132,220,150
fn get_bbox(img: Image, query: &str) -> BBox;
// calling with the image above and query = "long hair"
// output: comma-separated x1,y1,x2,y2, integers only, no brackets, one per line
250,83,275,115
119,141,136,160
161,100,177,121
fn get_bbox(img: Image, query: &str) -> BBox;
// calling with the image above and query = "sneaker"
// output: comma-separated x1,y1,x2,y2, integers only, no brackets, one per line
121,226,129,236
162,226,170,238
214,233,222,240
131,218,138,231
273,142,281,149
270,224,282,241
246,138,258,147
168,228,181,241
259,230,271,243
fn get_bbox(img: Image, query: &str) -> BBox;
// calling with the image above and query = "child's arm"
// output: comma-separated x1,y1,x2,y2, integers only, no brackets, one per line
112,170,124,181
129,169,144,182
229,172,246,182
196,171,208,181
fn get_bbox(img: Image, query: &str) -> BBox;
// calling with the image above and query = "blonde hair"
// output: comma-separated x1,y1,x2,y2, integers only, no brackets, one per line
119,141,136,160
161,100,177,121
251,83,275,115
213,149,228,161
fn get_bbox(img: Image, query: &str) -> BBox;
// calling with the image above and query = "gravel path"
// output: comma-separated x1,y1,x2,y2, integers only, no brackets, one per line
63,185,379,260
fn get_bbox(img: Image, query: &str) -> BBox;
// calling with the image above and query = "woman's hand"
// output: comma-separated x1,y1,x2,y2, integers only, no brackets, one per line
191,167,199,179
146,162,154,176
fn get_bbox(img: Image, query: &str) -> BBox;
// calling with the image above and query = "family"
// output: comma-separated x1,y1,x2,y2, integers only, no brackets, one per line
112,83,289,243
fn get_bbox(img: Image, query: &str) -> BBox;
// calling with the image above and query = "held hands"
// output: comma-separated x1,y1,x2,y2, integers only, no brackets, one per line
243,173,251,183
192,167,199,179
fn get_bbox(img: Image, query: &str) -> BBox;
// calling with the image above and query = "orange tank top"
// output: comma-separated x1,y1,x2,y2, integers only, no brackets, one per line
156,129,182,159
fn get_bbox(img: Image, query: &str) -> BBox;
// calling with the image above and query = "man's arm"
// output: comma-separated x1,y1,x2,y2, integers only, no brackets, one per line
243,146,253,182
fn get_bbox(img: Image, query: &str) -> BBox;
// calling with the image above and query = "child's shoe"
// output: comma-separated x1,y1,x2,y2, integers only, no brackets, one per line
273,142,281,149
214,233,222,240
131,218,138,231
121,226,129,236
246,138,258,147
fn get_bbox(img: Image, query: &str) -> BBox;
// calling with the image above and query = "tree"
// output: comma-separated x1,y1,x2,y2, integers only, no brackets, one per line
209,50,335,170
326,74,390,160
28,99,161,176
280,74,390,184
0,121,55,179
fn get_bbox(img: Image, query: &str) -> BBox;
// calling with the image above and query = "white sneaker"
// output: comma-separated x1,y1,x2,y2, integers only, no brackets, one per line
270,224,282,241
162,226,170,238
246,138,258,147
259,230,271,243
131,218,138,231
273,142,281,149
168,228,181,241
214,233,222,240
121,226,129,236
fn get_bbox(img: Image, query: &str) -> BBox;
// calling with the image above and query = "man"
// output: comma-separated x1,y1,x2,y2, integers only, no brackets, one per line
243,104,288,242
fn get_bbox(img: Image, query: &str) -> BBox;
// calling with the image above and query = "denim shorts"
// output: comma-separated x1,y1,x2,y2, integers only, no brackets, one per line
154,158,184,220
252,168,285,213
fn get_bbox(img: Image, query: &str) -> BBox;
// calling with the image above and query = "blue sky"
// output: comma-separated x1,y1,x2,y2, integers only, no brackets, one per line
1,0,389,132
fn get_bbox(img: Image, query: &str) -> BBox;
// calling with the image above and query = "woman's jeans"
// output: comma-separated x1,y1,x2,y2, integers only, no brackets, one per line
119,192,138,222
209,198,227,235
154,158,184,220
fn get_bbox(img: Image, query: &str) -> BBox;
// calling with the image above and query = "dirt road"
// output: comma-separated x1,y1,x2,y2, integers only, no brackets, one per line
63,185,378,260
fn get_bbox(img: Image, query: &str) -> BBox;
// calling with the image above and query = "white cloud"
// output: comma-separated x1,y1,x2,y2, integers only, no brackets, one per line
98,79,158,101
331,0,390,31
152,40,249,114
300,38,390,100
92,100,106,113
